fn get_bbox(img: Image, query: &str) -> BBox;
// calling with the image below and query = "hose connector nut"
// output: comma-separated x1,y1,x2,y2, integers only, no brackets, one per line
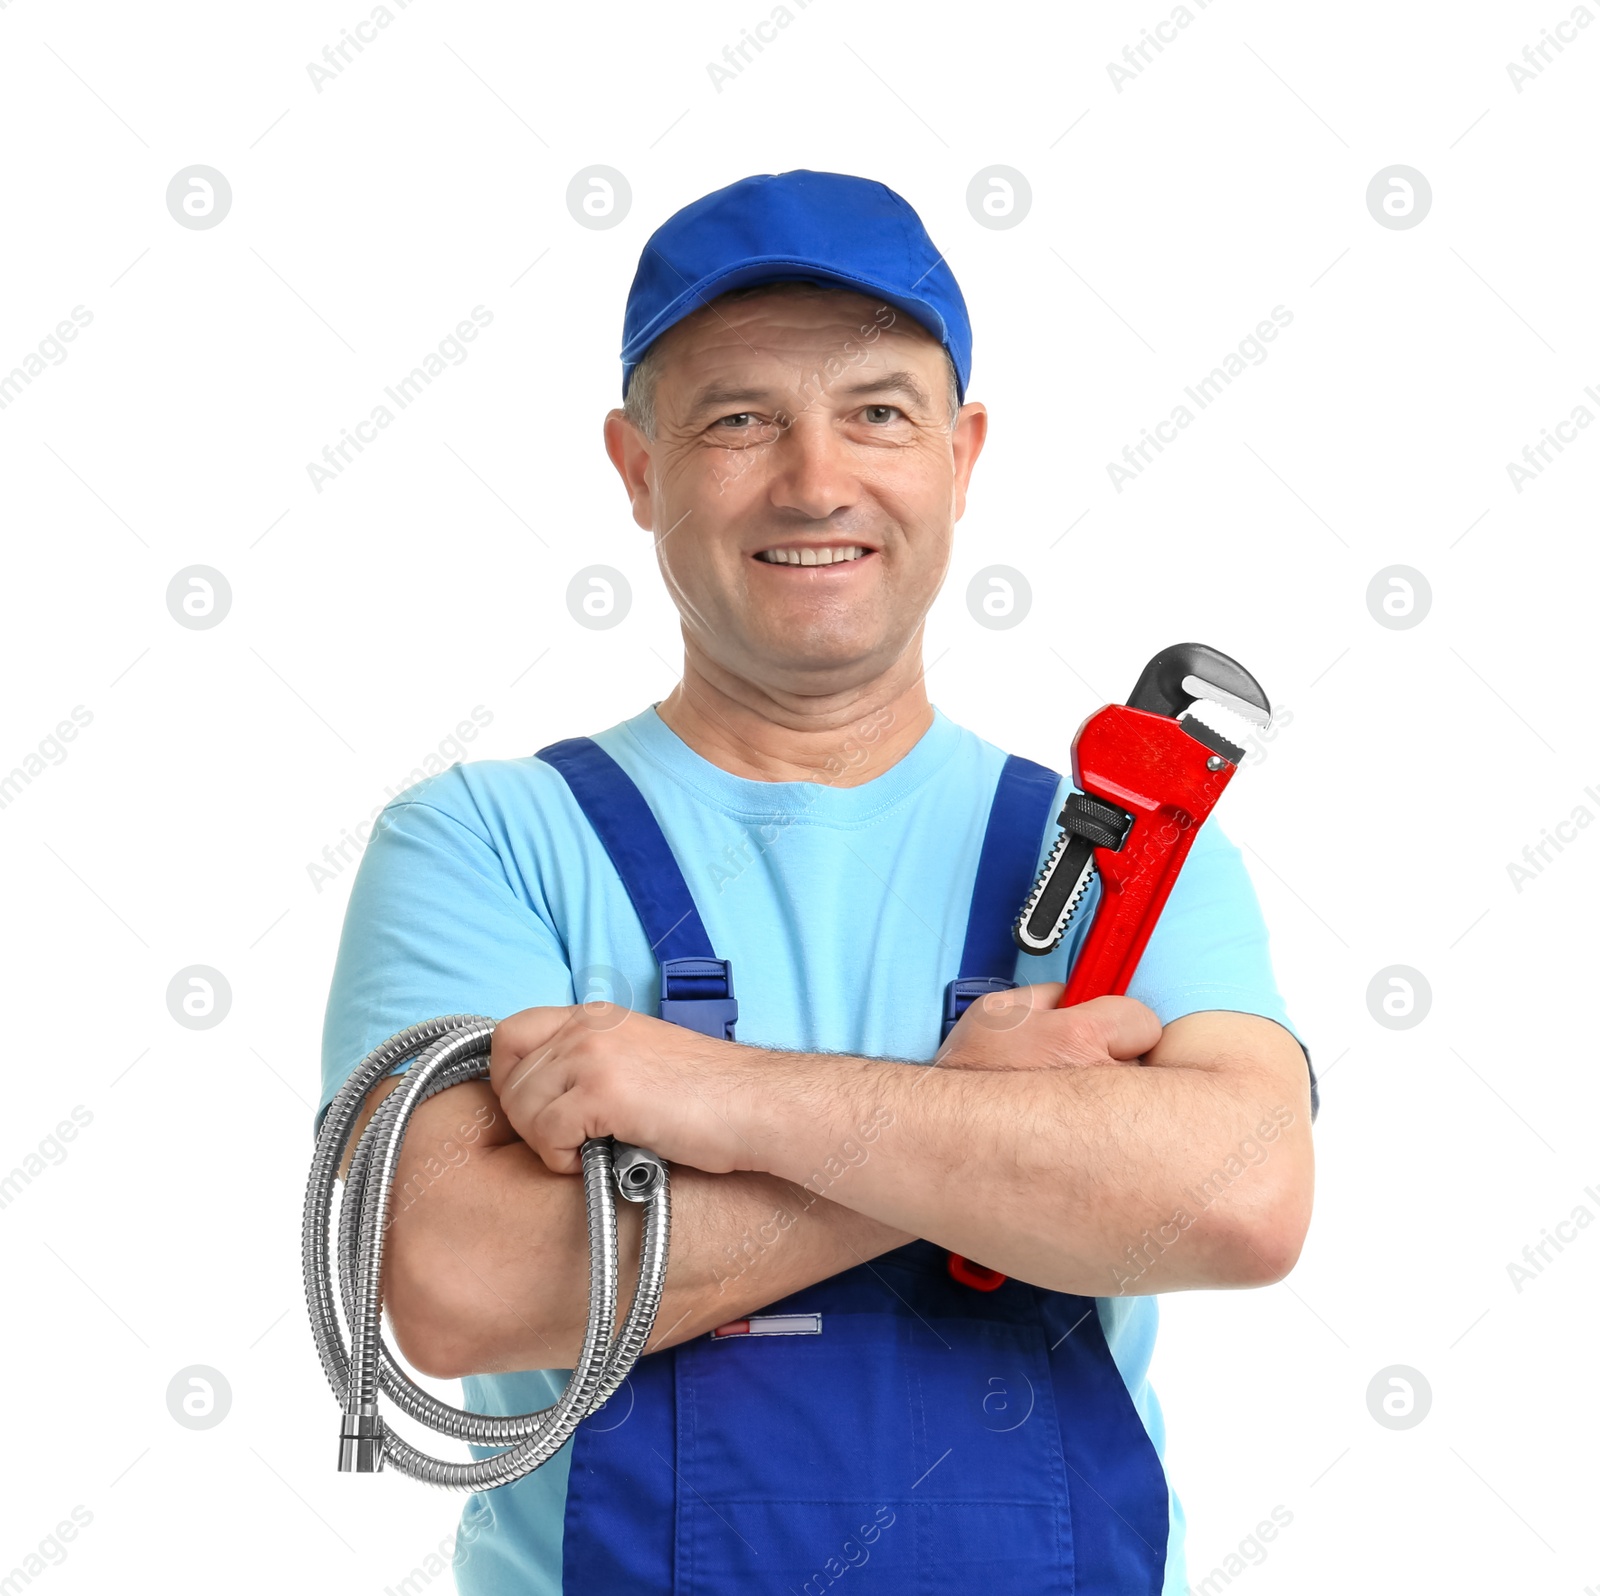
611,1141,666,1203
338,1411,386,1473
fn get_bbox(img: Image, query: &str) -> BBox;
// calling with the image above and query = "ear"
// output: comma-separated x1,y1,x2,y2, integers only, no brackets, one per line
604,409,655,531
950,401,988,522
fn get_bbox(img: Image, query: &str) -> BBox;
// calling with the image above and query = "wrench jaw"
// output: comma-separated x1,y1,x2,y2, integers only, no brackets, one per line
1127,643,1272,728
1179,672,1272,731
1174,665,1273,768
1012,644,1269,964
1176,709,1248,768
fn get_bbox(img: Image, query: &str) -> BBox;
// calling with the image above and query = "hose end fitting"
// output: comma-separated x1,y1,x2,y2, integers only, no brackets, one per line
611,1142,666,1202
338,1412,386,1473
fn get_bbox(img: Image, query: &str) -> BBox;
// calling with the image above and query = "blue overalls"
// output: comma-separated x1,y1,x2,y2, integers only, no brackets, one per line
536,737,1170,1595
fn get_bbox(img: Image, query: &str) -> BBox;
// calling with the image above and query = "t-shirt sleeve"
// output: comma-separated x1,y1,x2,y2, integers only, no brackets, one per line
314,772,575,1138
1116,813,1317,1116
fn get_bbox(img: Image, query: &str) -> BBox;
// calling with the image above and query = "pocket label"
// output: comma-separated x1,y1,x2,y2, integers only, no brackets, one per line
711,1313,823,1338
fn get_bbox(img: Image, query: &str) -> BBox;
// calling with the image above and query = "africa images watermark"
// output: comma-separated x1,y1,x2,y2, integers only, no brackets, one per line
1110,1106,1296,1293
705,0,817,92
708,1100,898,1294
1106,0,1220,92
1505,1179,1600,1293
0,1505,94,1592
1238,702,1293,766
381,1499,495,1596
306,705,494,893
707,705,897,894
305,0,421,93
1106,306,1294,492
1190,1505,1294,1596
798,1505,897,1596
1506,4,1593,92
305,306,493,493
0,1108,94,1214
382,1100,500,1235
0,306,94,414
705,300,901,500
1504,779,1600,892
1503,382,1600,493
0,706,94,814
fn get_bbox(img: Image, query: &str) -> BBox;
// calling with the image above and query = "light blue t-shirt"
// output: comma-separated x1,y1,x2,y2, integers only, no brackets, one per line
317,702,1301,1595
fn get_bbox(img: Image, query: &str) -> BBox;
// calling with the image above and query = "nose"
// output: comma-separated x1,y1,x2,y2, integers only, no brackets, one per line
766,410,858,522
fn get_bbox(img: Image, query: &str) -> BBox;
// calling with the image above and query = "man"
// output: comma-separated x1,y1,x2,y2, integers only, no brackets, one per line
318,169,1316,1595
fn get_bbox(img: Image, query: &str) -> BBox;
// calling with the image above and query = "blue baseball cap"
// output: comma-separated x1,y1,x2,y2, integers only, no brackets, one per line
620,169,971,406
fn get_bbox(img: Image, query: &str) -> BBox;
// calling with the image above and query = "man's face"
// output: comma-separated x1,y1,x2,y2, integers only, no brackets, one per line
605,288,986,697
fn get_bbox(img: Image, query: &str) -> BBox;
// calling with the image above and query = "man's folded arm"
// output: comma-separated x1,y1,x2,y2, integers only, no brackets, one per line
351,997,1312,1382
728,1001,1316,1298
337,1072,915,1379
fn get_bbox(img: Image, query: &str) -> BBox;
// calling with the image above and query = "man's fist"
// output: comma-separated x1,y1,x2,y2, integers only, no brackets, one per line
934,984,1161,1072
488,1001,768,1177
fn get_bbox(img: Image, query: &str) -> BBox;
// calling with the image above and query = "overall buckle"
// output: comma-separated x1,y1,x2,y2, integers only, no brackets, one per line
659,957,739,1040
940,975,1016,1043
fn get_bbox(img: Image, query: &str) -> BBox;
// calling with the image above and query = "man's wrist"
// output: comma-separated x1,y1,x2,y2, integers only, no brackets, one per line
733,1047,915,1190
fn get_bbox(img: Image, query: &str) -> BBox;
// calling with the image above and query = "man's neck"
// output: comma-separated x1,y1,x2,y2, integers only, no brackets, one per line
653,646,936,787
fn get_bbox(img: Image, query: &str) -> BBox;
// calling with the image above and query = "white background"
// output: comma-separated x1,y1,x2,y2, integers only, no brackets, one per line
1,0,1596,1590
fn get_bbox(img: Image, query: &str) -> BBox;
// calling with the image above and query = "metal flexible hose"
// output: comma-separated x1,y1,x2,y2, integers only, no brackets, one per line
302,1015,671,1489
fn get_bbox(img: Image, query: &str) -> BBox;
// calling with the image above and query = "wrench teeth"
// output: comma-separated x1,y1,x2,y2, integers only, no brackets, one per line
1177,710,1246,766
1180,672,1272,728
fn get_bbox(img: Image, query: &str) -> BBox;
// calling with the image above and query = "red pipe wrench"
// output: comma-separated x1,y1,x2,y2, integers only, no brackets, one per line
947,643,1273,1292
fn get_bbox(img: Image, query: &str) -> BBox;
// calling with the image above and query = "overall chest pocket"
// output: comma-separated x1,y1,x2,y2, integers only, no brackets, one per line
673,1294,1074,1596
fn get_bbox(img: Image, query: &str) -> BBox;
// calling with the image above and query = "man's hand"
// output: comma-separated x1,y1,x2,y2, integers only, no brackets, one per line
489,1001,768,1176
935,984,1161,1072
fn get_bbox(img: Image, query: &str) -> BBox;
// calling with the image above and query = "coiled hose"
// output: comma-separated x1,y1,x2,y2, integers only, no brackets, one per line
302,1015,671,1489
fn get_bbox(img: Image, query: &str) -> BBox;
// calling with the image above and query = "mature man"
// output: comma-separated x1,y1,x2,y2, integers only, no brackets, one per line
318,169,1315,1595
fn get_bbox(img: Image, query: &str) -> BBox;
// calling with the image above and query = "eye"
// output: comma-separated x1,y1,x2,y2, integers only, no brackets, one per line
709,412,776,446
862,404,905,424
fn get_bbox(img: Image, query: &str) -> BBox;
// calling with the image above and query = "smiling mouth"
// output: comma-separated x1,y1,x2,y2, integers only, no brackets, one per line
753,545,871,567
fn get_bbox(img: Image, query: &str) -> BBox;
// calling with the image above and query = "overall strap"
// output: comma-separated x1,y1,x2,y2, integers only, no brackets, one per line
942,752,1063,1041
537,737,738,1040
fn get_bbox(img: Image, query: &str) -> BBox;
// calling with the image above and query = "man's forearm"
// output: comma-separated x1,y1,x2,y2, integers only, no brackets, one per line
511,1155,916,1366
736,1010,1314,1297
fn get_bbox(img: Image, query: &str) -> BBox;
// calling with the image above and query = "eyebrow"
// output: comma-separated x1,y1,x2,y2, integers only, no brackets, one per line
683,369,934,419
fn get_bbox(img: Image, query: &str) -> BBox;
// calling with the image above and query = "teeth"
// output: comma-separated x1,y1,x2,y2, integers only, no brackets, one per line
1180,673,1272,728
756,546,866,566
